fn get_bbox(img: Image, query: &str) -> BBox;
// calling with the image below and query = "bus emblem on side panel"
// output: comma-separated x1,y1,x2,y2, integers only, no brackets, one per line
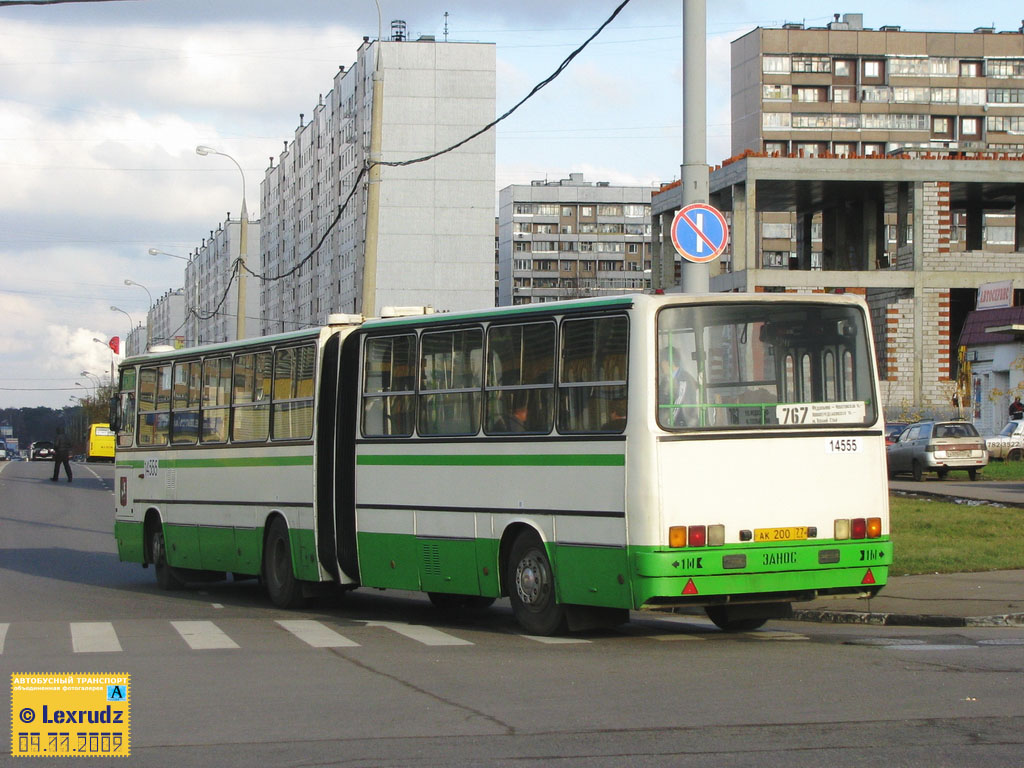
120,476,128,508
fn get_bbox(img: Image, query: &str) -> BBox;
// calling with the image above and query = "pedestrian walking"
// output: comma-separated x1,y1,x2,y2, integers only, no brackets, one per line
51,425,72,482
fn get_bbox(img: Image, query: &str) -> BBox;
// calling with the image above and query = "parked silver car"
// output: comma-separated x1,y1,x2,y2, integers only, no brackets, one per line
886,420,988,481
985,420,1024,461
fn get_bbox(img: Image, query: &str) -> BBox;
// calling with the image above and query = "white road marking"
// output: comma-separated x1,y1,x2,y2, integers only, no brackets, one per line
0,623,8,653
521,634,591,644
171,620,239,650
276,620,360,648
71,622,122,653
363,620,473,646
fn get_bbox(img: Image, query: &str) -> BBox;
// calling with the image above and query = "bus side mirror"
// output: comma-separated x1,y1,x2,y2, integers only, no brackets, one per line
109,396,121,432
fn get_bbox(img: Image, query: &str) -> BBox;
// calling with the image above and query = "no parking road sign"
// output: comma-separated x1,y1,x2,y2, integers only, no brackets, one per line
671,203,729,264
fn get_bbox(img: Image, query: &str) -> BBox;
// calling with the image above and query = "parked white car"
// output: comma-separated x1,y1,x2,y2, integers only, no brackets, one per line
986,420,1024,461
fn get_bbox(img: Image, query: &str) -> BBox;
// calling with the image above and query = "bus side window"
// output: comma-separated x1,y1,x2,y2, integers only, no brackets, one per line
233,351,271,442
138,365,170,446
418,328,482,436
272,345,315,440
484,321,555,435
558,315,628,433
201,357,231,443
362,334,415,437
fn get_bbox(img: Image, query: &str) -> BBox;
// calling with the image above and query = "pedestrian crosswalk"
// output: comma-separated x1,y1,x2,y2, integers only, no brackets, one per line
0,617,810,655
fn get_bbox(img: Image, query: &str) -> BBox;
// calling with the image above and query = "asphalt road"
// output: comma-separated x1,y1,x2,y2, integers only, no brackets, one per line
2,458,1023,767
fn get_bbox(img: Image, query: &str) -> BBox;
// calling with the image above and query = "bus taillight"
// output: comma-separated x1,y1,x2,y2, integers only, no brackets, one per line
835,517,882,540
668,524,725,547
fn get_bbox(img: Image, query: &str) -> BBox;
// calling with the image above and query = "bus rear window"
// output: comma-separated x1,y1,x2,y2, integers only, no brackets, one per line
657,303,876,430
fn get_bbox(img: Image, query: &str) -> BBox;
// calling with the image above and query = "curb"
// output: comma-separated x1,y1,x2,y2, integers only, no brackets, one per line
792,609,1024,628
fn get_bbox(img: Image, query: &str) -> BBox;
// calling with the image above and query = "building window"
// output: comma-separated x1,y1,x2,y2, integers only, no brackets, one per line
928,58,956,76
889,57,928,76
763,55,791,74
514,259,531,271
892,87,928,103
762,112,792,130
862,60,883,80
532,241,557,252
580,206,594,217
597,204,622,216
561,206,575,218
932,116,953,138
988,115,1024,132
514,241,530,252
959,60,982,77
623,204,647,217
863,142,885,156
958,88,986,106
795,86,827,103
763,84,791,100
960,117,980,139
832,87,855,103
988,59,1024,78
988,88,1024,104
514,204,532,215
861,86,891,103
762,251,788,268
513,222,532,234
930,88,957,104
833,59,854,78
792,55,831,73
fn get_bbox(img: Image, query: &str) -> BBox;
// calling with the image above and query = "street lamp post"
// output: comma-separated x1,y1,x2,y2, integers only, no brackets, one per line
110,306,133,354
124,279,152,349
93,338,116,387
196,145,248,340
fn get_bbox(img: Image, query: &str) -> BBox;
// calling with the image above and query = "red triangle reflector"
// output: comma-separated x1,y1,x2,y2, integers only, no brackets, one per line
682,578,699,595
861,568,876,585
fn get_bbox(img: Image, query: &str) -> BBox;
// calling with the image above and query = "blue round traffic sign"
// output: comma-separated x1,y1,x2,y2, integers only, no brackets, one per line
671,203,729,263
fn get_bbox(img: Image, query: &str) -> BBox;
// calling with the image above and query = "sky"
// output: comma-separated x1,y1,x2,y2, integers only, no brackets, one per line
1,0,1022,409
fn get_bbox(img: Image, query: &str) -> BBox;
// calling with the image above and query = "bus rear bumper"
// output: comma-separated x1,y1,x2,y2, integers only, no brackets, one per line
632,539,891,609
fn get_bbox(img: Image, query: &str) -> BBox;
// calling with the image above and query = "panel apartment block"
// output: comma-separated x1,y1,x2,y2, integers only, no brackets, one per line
260,36,495,334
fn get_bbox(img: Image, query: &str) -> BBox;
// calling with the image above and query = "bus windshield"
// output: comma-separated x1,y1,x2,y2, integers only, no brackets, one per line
657,302,876,430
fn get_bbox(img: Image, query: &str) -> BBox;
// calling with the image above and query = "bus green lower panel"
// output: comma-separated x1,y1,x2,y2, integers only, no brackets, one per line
198,527,235,572
234,528,263,575
165,524,201,570
291,528,320,581
551,544,632,609
114,520,144,563
357,532,422,591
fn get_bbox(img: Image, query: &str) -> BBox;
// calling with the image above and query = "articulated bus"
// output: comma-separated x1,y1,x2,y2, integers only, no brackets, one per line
112,293,892,634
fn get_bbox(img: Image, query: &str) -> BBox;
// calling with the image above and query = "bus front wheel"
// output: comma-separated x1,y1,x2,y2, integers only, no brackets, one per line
507,532,566,636
263,518,305,609
150,527,185,591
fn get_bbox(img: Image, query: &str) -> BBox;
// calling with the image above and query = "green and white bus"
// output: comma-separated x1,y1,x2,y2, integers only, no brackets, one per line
112,293,892,634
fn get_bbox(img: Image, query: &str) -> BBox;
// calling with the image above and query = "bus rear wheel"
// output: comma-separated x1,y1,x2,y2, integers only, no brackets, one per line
705,605,769,632
507,532,566,636
150,527,186,591
263,518,305,609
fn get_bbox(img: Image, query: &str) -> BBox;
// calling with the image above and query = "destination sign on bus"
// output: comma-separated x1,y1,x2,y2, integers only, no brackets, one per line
776,401,865,426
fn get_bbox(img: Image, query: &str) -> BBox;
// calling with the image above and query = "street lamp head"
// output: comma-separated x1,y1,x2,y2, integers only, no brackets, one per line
148,248,160,256
124,279,134,287
110,306,119,312
196,145,217,156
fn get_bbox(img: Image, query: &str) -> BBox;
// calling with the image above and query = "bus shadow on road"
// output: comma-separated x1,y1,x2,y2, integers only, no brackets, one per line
0,546,152,590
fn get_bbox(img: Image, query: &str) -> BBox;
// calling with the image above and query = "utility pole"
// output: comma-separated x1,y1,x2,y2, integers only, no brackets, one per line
680,0,709,293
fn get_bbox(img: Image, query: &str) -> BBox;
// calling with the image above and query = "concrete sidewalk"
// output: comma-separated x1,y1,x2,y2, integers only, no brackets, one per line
793,479,1024,627
793,569,1024,627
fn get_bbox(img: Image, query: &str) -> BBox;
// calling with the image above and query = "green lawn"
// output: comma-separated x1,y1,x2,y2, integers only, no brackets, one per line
889,494,1024,575
976,458,1024,482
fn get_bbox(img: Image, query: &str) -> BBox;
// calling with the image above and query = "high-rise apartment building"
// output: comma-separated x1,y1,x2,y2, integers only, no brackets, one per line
148,289,186,349
732,13,1024,158
652,17,1024,415
260,34,495,333
183,216,261,346
496,174,656,306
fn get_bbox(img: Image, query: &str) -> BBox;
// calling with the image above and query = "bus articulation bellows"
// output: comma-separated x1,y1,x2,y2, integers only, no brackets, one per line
112,293,892,634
